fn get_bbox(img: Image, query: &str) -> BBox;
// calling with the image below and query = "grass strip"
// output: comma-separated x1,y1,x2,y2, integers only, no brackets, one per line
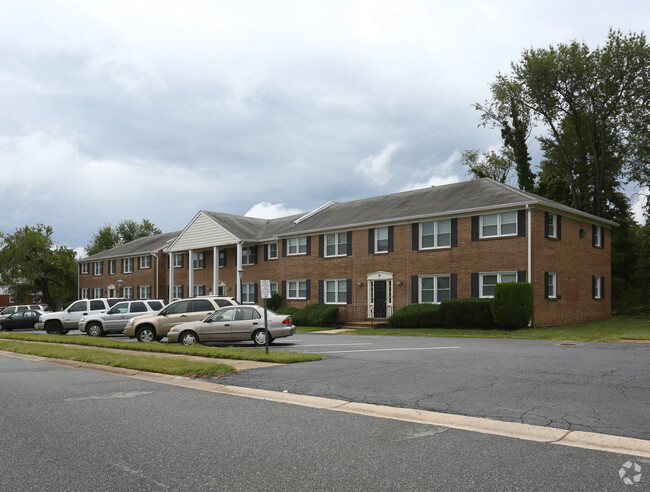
342,316,650,342
0,333,322,363
0,340,235,376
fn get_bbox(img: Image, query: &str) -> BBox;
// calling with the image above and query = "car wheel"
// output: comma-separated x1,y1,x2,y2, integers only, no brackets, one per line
252,329,271,346
45,321,64,335
86,323,103,337
179,331,199,346
136,327,156,343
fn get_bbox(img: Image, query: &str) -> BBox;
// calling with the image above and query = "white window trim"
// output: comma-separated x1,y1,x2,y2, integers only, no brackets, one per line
267,243,278,260
93,287,103,298
123,258,134,274
324,233,348,257
93,262,102,276
287,280,307,299
123,286,133,300
139,286,152,299
108,260,116,275
270,281,278,296
479,271,518,298
80,288,89,299
192,285,206,297
375,227,389,254
419,274,451,304
593,227,602,247
419,220,452,250
324,279,348,305
593,276,603,299
242,247,255,266
547,214,558,238
480,212,518,238
546,272,557,299
242,283,256,303
287,237,307,256
193,252,205,269
81,263,89,274
173,254,184,268
139,256,152,269
173,285,184,300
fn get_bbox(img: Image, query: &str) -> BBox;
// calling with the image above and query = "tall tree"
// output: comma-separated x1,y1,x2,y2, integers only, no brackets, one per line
0,225,77,308
476,29,650,218
86,219,162,256
461,148,513,184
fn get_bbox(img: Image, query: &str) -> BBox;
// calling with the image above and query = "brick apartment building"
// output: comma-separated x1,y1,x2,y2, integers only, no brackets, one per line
78,179,613,327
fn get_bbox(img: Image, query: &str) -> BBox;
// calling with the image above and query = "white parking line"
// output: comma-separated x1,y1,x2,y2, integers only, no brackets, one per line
293,343,373,348
321,346,461,354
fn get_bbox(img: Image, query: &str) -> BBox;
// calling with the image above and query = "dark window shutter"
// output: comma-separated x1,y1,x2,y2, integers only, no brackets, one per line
222,250,227,267
471,273,479,298
544,272,549,298
305,236,311,256
318,235,324,258
450,274,457,299
471,216,479,241
517,210,526,237
451,218,458,247
388,226,394,253
281,280,286,297
100,262,104,275
253,245,258,265
518,271,526,283
318,280,324,303
592,226,597,247
282,239,287,257
411,275,418,303
264,244,268,261
305,279,311,300
601,276,606,299
347,232,353,256
121,259,125,274
544,212,550,238
368,229,375,254
601,227,605,249
412,223,419,251
347,279,352,304
592,277,597,298
557,215,562,240
253,284,258,304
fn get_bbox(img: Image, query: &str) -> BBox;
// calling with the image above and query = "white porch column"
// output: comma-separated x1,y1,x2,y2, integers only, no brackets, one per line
168,253,174,303
213,246,219,296
188,248,194,298
236,242,243,302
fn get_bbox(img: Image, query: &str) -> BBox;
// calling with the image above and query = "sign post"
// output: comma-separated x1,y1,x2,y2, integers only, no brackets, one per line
260,280,271,354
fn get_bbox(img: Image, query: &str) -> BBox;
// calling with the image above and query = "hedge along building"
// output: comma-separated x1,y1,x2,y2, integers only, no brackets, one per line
158,179,613,327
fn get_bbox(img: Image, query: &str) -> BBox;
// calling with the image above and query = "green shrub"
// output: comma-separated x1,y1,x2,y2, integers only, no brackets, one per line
440,298,495,328
388,304,443,328
491,282,534,330
266,293,283,311
288,304,340,327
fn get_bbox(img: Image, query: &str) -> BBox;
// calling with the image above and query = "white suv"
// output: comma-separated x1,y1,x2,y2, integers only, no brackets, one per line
78,299,166,337
38,298,124,334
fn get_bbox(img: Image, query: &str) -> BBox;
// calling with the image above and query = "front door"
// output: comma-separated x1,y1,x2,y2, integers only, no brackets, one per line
373,280,387,318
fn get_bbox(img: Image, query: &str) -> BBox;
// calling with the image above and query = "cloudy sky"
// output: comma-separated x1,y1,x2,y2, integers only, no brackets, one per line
1,0,648,256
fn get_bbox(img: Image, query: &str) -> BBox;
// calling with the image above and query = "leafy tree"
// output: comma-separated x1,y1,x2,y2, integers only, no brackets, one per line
86,219,162,256
0,225,77,308
476,29,650,218
461,148,513,184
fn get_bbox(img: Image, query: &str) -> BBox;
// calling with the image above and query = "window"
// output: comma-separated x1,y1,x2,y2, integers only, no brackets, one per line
173,254,184,268
480,272,517,298
68,301,88,313
236,307,261,321
593,276,604,299
192,285,205,297
375,227,389,253
267,243,278,260
147,300,164,311
80,288,89,299
173,285,184,299
325,279,348,304
123,286,133,300
242,283,256,303
325,233,348,257
139,256,151,269
89,300,105,310
481,212,517,238
108,302,128,315
288,237,307,255
546,213,558,238
270,282,278,296
420,220,451,249
593,226,603,248
287,280,308,299
93,262,103,276
419,275,451,303
139,286,152,299
545,272,557,299
93,287,103,298
130,302,147,313
193,252,205,269
165,300,190,315
219,250,227,267
108,260,116,275
242,247,256,266
191,299,214,312
80,263,89,274
122,258,134,274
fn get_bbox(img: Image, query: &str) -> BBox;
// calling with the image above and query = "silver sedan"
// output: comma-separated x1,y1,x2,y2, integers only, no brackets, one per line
167,305,295,346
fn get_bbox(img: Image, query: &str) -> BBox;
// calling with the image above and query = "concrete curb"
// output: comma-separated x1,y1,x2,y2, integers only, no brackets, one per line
3,350,649,459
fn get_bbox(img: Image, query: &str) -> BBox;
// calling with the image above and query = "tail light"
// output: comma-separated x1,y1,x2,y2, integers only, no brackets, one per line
282,317,291,325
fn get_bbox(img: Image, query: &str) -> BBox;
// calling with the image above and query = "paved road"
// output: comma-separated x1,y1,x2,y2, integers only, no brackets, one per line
1,355,647,491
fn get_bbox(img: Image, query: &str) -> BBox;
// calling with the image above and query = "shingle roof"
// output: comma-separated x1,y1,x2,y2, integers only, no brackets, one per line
79,231,181,262
202,211,304,242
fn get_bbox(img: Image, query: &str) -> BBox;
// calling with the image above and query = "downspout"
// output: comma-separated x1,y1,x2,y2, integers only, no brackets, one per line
151,251,159,299
168,252,174,303
236,242,243,303
527,205,532,282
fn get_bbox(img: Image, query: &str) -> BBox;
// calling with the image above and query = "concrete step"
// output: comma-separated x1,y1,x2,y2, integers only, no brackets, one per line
343,319,389,330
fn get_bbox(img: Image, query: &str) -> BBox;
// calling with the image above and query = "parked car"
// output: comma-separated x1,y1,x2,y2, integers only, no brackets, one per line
0,304,51,318
38,298,125,334
78,299,166,337
0,309,44,331
167,305,295,346
124,296,239,342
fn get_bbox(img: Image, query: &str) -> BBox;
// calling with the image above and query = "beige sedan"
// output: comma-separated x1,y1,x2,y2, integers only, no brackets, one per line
167,305,295,346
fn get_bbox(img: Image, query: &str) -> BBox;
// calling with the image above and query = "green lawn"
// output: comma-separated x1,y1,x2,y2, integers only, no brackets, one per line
299,316,650,342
